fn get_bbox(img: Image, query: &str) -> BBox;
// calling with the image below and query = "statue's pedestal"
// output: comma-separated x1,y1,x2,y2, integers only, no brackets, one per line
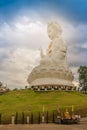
27,65,74,91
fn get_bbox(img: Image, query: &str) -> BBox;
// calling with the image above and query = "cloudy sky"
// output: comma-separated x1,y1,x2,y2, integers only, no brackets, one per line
0,0,87,89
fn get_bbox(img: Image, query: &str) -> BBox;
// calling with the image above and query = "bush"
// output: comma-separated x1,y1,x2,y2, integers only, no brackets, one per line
31,113,33,124
38,112,41,124
46,111,48,123
15,112,18,124
52,112,55,123
22,112,24,124
0,113,1,124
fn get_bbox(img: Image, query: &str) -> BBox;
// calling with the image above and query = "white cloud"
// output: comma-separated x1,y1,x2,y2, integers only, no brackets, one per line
81,42,87,48
0,18,49,49
0,48,40,89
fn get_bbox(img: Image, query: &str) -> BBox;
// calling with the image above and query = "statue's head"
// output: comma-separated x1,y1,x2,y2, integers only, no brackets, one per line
47,22,62,40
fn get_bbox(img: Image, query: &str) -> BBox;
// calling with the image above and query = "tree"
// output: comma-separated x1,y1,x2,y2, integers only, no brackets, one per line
25,85,28,89
78,66,87,92
0,82,2,88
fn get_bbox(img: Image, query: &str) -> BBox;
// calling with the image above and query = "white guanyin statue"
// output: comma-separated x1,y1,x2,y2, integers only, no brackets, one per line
40,22,67,69
27,22,74,89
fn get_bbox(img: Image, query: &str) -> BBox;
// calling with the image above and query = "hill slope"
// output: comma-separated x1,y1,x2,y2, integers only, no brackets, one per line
0,90,87,116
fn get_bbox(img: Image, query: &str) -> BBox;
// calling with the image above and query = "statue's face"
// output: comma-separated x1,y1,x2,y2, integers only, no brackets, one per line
47,26,55,40
47,24,62,40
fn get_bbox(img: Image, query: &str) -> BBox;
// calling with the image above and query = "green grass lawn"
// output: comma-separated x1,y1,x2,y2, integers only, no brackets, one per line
0,90,87,117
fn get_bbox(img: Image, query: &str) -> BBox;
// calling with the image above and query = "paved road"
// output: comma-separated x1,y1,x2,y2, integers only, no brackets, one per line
0,118,87,130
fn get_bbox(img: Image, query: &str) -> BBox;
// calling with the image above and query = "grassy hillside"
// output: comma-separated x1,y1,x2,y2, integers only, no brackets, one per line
0,90,87,117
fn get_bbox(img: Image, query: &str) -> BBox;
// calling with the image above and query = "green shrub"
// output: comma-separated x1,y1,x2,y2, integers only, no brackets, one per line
0,113,1,124
31,113,33,124
15,112,18,124
52,112,55,123
46,111,48,123
38,112,41,124
22,112,24,124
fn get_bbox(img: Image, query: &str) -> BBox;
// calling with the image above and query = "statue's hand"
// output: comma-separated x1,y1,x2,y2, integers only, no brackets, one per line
39,47,45,58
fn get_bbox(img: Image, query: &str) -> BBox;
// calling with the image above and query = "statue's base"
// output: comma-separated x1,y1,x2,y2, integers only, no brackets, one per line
27,65,74,91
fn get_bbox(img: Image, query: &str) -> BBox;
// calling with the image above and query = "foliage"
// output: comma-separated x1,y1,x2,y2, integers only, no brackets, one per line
0,113,1,124
15,112,18,124
52,111,55,123
0,82,2,87
46,111,48,123
25,86,28,89
31,113,33,124
22,112,24,124
78,66,87,92
38,112,41,124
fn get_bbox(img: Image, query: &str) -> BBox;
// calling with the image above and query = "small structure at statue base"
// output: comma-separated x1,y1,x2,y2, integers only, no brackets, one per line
27,22,75,91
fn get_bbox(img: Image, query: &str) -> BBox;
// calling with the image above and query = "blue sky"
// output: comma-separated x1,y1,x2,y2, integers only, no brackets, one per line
0,0,87,88
0,0,87,23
